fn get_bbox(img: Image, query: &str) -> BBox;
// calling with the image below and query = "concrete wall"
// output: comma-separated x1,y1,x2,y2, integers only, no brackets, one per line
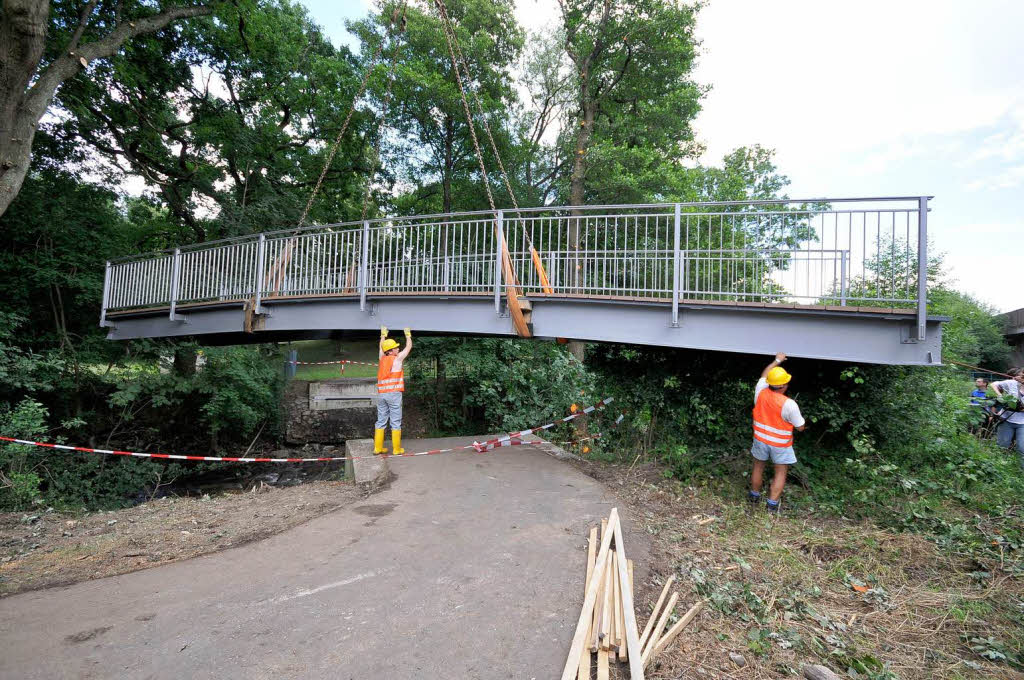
283,379,378,444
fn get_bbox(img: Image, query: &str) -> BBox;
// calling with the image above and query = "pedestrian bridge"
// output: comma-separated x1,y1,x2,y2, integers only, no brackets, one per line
100,197,943,365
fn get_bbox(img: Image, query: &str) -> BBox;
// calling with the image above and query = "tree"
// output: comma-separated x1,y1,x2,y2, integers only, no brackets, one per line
556,0,703,361
50,0,370,241
557,0,703,207
0,0,214,221
353,0,523,214
516,28,574,206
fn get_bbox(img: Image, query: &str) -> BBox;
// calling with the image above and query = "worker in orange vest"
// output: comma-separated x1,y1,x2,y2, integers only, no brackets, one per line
748,352,807,513
374,325,412,455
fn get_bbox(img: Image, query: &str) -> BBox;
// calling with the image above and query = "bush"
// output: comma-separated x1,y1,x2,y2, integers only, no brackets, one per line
409,338,596,434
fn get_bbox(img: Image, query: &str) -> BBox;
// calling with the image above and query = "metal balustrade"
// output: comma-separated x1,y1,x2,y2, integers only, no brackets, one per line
101,197,931,338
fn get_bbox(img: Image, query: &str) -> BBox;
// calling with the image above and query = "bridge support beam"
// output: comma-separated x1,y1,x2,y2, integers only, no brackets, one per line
105,296,944,366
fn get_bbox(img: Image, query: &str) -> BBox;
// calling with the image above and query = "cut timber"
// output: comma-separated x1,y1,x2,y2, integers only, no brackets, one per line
612,510,645,679
597,648,610,680
640,592,678,666
600,553,613,649
560,507,618,680
622,557,634,663
591,546,608,651
645,600,704,668
638,575,675,652
578,526,598,680
606,548,614,647
613,554,624,657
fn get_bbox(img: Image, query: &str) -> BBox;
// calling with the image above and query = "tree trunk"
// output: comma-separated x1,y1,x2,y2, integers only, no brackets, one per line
0,0,49,219
565,77,598,431
0,1,212,221
173,348,196,377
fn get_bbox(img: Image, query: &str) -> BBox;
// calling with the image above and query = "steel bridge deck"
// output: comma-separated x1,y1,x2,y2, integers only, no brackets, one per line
104,292,944,365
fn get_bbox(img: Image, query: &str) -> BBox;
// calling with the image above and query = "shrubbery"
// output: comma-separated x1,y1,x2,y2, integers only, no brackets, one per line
0,322,283,510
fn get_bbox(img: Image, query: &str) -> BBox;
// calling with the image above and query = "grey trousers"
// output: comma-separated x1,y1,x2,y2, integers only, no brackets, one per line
375,392,403,430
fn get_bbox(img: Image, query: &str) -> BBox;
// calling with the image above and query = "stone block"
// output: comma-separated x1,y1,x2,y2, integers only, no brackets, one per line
345,438,389,485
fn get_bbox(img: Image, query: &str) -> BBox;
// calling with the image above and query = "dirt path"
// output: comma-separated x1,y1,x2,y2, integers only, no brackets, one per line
0,476,361,597
0,437,649,680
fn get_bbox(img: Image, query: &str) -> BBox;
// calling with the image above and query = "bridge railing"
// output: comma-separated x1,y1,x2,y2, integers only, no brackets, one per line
101,197,931,338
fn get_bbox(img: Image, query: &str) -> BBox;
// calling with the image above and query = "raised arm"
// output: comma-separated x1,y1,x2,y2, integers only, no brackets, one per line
379,325,388,359
399,327,413,359
760,352,786,379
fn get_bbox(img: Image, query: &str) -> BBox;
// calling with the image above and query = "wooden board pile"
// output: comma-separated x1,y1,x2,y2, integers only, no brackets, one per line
561,507,703,680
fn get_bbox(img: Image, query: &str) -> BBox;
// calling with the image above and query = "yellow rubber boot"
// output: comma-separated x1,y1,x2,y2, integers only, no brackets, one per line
391,429,404,455
373,428,387,455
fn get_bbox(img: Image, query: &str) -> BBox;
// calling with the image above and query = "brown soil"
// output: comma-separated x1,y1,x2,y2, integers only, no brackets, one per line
0,479,361,597
567,457,1024,680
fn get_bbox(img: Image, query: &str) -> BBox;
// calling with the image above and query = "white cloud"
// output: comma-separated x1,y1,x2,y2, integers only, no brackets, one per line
966,165,1024,192
692,1,1024,167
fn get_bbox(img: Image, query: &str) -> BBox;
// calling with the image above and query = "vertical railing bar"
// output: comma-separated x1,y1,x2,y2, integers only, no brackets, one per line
494,211,503,313
916,197,928,340
254,234,266,313
672,203,681,326
169,248,183,321
99,261,112,326
359,221,370,311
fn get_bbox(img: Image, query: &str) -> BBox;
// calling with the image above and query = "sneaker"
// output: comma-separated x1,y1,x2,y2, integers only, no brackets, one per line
765,499,781,514
747,490,762,504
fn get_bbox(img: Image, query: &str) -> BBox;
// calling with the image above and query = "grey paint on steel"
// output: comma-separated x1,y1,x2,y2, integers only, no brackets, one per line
0,438,648,680
104,295,944,365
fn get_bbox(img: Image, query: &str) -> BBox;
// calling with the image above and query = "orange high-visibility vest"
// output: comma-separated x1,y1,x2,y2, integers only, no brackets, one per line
752,388,793,447
377,355,405,394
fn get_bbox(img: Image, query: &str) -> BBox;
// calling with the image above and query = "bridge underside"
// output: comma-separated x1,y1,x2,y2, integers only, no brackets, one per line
104,295,943,365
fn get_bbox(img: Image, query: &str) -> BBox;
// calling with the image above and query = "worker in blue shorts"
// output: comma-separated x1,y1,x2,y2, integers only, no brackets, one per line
748,352,807,513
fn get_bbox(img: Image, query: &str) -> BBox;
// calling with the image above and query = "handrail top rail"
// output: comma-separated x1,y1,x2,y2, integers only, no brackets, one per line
108,196,932,264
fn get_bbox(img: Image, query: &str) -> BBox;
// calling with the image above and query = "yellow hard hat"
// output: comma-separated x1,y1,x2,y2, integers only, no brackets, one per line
382,338,399,352
766,366,792,386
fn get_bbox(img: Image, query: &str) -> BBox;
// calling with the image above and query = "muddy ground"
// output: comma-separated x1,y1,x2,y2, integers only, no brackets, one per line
0,475,362,597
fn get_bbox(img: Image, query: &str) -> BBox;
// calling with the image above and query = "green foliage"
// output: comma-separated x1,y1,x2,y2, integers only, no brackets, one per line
557,0,703,204
353,0,523,214
52,0,370,237
409,338,595,434
0,399,50,508
196,347,282,440
930,287,1011,368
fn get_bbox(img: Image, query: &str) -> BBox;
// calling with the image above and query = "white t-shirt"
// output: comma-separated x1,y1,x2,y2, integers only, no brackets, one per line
754,378,806,428
993,380,1024,424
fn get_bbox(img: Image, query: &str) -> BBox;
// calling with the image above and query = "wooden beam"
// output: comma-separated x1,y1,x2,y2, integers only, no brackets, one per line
560,507,619,680
612,513,646,679
613,553,625,658
600,553,613,650
637,574,675,652
640,592,678,666
645,600,704,668
578,525,598,680
621,558,634,662
591,547,608,651
596,648,610,680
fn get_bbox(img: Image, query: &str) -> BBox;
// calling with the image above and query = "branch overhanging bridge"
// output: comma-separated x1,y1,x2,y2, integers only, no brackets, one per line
100,197,944,365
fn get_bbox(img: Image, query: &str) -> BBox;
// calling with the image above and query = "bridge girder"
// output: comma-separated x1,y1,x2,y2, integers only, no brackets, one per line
104,296,943,365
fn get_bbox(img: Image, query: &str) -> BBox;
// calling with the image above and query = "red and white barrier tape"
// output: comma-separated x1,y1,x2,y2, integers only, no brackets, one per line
286,359,378,367
0,398,612,464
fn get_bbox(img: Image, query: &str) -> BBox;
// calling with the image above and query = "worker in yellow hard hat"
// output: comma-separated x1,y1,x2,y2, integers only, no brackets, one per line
748,352,807,513
375,325,412,455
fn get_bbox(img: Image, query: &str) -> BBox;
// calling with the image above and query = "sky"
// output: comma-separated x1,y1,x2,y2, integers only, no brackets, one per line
301,0,1023,313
